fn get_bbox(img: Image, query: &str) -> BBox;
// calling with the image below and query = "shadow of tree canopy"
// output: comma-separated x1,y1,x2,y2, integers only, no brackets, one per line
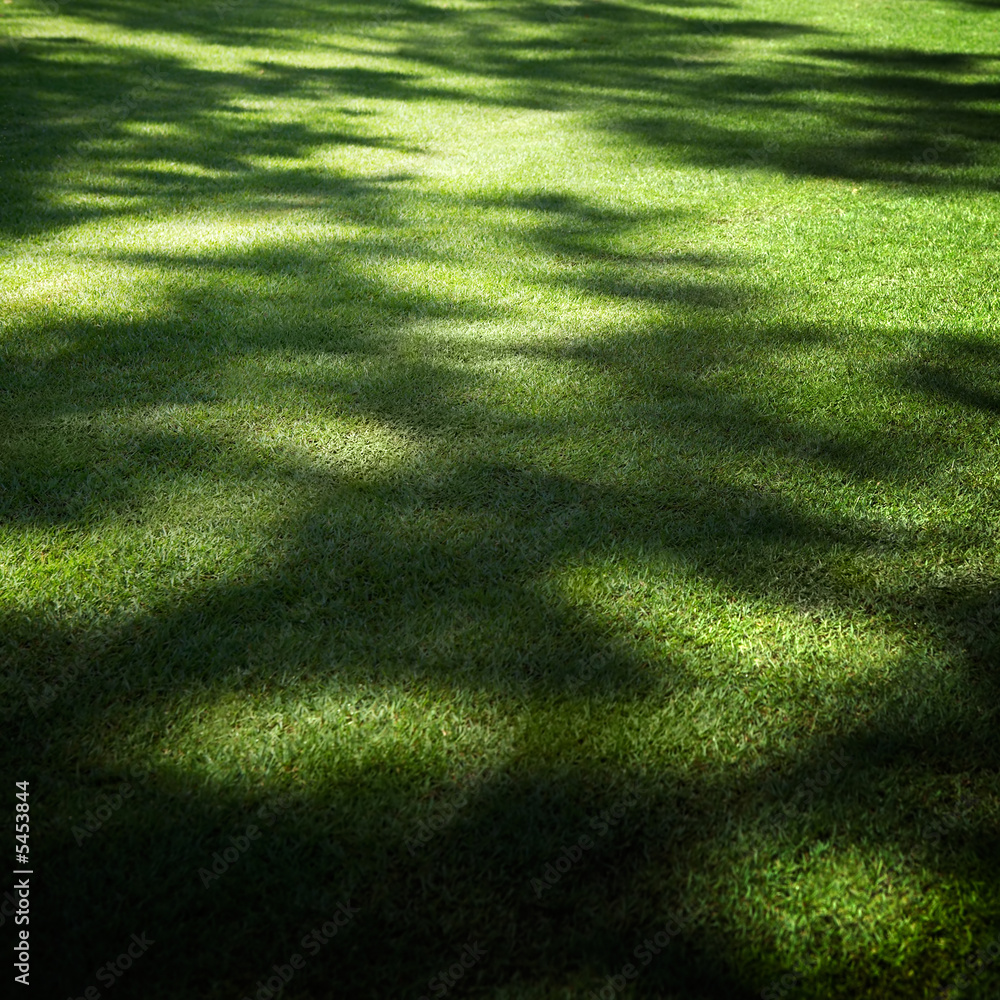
3,1,1000,998
5,202,1000,994
2,0,999,248
893,333,1000,415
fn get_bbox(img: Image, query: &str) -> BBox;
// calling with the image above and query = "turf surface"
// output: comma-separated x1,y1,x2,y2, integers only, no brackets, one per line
2,0,1000,996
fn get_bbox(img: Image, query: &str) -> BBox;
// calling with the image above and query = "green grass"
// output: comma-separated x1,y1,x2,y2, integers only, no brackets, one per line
2,0,1000,996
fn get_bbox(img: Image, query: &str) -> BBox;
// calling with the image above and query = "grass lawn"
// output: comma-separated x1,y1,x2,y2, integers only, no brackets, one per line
3,0,1000,995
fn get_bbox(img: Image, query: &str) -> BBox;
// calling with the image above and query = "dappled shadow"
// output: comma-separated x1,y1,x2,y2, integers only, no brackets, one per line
5,0,1000,251
0,40,431,240
5,202,1000,994
893,334,1000,414
4,1,1000,997
389,2,999,189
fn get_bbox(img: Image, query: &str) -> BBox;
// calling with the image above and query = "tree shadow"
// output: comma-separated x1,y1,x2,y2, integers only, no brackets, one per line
6,0,1000,251
386,1,999,189
3,1,1000,997
893,334,1000,415
4,194,999,994
0,39,435,241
